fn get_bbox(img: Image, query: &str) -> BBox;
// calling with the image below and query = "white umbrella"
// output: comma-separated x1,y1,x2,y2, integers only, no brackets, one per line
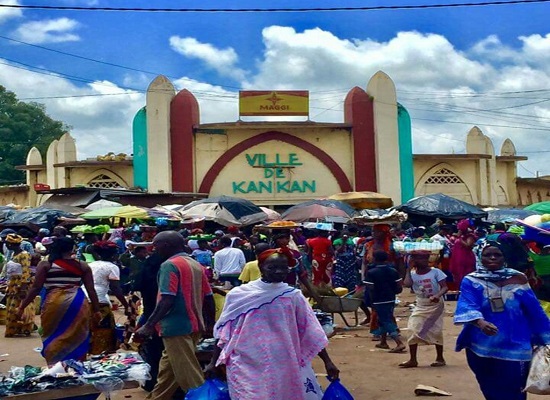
85,199,122,211
259,207,281,222
178,203,242,226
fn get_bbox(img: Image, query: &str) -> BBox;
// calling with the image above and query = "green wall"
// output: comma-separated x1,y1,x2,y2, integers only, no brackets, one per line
398,103,414,203
132,107,148,190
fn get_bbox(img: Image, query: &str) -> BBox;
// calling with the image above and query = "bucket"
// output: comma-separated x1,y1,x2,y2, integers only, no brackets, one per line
115,324,125,343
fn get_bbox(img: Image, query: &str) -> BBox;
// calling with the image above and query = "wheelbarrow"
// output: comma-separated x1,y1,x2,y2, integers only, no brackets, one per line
317,295,363,328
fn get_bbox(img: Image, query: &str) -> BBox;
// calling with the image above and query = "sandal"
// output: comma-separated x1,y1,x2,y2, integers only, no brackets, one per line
375,343,390,349
430,361,446,367
389,346,406,354
399,361,418,368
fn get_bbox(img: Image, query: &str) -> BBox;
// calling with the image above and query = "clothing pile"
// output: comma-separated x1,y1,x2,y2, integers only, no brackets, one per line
0,352,151,397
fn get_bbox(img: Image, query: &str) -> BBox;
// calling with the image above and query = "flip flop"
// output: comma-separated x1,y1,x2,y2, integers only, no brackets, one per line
389,347,406,353
399,361,418,368
430,361,446,367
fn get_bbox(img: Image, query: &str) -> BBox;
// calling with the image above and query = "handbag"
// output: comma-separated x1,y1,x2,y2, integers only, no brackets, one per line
524,345,550,394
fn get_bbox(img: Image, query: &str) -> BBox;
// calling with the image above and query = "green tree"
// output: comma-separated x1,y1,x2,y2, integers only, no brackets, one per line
0,86,69,185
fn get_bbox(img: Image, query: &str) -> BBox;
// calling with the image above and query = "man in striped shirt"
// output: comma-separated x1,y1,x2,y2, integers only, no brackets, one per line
136,231,215,400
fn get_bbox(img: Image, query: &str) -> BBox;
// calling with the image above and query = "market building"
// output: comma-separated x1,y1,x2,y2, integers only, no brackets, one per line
4,71,543,209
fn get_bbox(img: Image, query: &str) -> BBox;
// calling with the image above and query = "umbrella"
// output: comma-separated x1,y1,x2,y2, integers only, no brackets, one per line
484,208,541,223
2,206,78,229
281,199,354,222
396,193,487,220
80,205,175,220
259,207,281,222
328,191,393,209
177,195,267,227
525,202,550,214
85,199,123,210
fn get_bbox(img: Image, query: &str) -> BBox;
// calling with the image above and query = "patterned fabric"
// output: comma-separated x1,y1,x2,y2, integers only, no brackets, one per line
455,274,550,361
41,286,91,363
332,248,358,291
407,298,444,345
157,253,212,337
5,251,35,337
89,304,116,355
215,279,327,400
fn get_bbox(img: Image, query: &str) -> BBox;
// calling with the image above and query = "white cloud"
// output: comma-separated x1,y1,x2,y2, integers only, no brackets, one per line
169,36,246,81
13,18,81,44
0,0,22,24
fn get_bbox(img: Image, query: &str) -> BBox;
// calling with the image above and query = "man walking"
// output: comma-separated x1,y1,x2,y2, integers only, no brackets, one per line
136,231,215,400
213,235,246,287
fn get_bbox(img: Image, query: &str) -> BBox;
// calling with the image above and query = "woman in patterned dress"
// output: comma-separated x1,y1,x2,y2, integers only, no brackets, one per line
4,234,35,337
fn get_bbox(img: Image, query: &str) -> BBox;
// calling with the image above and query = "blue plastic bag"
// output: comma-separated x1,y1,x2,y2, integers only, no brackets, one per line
184,378,230,400
322,378,354,400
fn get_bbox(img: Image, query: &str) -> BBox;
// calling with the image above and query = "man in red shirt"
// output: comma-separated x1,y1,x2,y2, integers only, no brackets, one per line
306,230,334,285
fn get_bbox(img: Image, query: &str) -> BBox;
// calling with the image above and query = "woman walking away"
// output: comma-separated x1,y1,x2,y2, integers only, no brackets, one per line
206,247,339,400
4,234,35,337
17,237,101,365
87,241,130,355
400,252,448,368
454,240,550,400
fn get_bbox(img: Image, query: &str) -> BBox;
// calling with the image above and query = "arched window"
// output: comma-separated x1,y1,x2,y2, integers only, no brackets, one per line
424,168,464,185
87,174,123,189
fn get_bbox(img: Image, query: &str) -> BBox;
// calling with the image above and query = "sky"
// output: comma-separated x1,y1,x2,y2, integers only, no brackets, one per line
0,0,550,178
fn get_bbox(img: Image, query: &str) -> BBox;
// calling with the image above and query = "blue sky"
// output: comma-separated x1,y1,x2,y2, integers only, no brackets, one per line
1,0,549,177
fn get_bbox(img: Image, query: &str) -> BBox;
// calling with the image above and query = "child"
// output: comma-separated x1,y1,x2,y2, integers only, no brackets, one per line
365,251,405,353
400,251,448,368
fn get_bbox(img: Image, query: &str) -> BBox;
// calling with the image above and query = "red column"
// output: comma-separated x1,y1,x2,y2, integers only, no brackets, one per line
170,89,200,192
344,86,377,192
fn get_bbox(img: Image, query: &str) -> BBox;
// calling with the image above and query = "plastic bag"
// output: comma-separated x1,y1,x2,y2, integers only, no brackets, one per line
184,378,230,400
322,378,354,400
525,345,550,394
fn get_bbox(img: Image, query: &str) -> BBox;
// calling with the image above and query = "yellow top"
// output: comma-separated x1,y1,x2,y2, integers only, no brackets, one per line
239,260,261,283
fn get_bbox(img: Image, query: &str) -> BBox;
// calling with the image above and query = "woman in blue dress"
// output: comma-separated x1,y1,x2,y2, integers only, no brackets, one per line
454,239,550,400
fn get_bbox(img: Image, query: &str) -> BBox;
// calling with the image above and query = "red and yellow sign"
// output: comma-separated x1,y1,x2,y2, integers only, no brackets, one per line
239,90,309,116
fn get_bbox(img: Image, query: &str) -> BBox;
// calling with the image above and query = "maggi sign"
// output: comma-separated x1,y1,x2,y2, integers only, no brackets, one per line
239,90,309,116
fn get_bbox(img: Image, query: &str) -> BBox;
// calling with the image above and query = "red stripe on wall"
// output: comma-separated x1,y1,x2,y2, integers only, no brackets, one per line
198,131,353,194
344,87,377,192
171,89,200,192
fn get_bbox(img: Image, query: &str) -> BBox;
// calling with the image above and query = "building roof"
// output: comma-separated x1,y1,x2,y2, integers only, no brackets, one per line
413,154,492,160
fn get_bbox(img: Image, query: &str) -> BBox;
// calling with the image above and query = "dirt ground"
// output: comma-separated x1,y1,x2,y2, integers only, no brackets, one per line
0,292,532,399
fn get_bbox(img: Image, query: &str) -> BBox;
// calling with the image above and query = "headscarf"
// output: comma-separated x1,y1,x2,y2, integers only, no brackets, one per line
471,239,522,281
6,234,23,244
39,228,50,235
457,219,471,232
257,247,297,268
373,224,391,233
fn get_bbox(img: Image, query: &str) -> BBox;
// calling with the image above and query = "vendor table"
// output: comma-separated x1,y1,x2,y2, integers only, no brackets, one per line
5,380,139,400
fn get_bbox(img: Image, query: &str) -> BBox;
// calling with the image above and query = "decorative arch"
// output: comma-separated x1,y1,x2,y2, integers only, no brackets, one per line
198,131,353,194
82,169,128,189
415,163,474,204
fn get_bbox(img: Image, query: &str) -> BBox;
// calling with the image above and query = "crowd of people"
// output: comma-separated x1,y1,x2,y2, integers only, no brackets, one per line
0,216,550,399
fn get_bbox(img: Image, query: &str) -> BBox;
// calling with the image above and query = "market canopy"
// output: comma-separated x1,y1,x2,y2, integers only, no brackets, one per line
177,195,267,227
525,201,550,214
396,193,487,220
352,209,408,225
281,199,354,222
328,191,393,210
85,199,123,210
